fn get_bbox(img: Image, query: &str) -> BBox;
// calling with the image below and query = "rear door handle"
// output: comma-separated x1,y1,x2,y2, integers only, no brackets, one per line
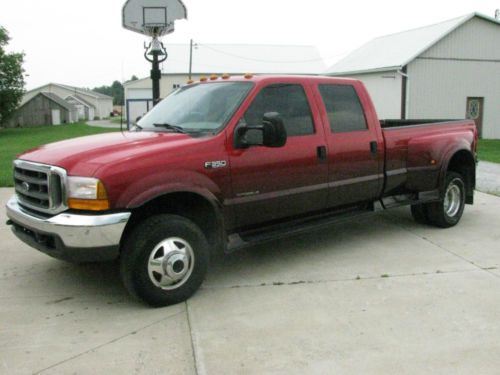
370,141,378,155
317,145,327,161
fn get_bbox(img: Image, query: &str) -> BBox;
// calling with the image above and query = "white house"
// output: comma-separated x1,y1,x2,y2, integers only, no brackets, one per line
22,83,113,120
326,13,500,139
124,44,326,123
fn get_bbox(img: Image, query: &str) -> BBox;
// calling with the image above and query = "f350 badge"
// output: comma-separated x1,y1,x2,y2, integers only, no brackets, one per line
204,160,227,169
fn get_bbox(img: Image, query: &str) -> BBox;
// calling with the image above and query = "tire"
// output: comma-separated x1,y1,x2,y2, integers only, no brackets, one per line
411,204,430,225
426,172,466,228
120,214,209,307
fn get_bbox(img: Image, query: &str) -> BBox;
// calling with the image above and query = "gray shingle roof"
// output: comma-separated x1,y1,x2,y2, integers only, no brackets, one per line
55,83,113,99
66,94,96,109
40,92,77,112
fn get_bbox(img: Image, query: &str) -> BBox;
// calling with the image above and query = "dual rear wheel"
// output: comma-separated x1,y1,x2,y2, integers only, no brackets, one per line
411,172,466,228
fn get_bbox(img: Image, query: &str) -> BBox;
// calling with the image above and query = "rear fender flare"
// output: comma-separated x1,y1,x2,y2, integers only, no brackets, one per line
439,145,475,198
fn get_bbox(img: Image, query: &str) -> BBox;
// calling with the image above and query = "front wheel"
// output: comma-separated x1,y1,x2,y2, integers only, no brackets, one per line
120,214,209,307
426,172,466,228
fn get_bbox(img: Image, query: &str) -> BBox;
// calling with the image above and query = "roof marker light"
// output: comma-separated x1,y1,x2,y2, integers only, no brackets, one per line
244,73,253,79
210,74,218,80
200,76,207,82
222,74,230,79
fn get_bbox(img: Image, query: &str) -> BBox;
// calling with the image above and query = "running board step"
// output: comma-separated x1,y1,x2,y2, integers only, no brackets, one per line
227,206,374,253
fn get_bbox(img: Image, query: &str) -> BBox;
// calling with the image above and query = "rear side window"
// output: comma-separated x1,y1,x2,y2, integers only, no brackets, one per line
318,84,368,133
243,84,314,136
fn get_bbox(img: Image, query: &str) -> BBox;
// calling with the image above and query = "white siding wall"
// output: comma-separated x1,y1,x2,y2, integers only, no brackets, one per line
409,18,500,139
22,85,76,104
339,72,403,119
420,17,500,60
95,98,113,119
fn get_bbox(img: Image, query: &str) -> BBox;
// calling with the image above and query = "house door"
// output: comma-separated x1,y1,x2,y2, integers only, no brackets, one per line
51,109,61,125
466,97,484,138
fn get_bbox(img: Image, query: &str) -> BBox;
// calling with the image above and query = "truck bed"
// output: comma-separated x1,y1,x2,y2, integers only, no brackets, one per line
381,119,477,197
380,119,462,128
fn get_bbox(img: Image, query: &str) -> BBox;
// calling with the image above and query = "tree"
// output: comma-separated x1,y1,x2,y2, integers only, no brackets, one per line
0,26,25,125
130,75,139,81
93,80,124,106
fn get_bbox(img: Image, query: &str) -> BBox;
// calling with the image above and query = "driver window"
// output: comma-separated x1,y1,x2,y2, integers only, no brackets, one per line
242,84,315,137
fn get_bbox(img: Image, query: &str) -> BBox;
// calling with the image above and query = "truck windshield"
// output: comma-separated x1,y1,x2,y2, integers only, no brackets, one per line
137,82,253,133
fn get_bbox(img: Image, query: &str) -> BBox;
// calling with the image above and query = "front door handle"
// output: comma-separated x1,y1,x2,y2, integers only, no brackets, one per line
317,145,327,161
370,141,378,155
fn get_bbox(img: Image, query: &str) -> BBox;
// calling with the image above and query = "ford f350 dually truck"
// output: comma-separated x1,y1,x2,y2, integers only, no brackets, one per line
6,75,477,306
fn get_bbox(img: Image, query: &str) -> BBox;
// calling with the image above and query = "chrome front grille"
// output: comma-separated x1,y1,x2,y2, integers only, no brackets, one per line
13,160,67,215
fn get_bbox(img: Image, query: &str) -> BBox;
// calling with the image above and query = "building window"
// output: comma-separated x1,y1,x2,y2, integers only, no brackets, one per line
173,84,181,89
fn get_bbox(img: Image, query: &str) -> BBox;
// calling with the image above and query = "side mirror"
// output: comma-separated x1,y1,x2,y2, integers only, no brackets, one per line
235,112,287,149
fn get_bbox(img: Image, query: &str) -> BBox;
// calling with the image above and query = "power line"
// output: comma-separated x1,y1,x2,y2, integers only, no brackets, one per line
195,43,347,64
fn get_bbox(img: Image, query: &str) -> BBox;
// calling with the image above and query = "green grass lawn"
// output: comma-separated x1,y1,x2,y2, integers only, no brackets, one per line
0,123,120,187
478,139,500,164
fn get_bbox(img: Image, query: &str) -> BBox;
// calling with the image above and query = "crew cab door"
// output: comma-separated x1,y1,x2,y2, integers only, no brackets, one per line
228,82,328,228
314,81,384,207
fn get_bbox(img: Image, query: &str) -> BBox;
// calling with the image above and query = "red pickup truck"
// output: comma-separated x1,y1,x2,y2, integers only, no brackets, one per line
6,75,477,306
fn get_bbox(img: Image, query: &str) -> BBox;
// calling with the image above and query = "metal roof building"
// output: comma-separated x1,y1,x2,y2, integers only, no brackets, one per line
326,13,500,139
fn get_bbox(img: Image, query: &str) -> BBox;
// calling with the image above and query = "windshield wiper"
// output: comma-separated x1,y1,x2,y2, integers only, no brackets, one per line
153,123,187,134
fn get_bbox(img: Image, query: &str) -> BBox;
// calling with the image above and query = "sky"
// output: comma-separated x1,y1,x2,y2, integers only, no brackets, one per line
1,0,499,90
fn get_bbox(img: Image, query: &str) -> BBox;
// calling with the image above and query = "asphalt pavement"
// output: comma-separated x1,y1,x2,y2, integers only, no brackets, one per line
86,119,122,129
1,187,499,374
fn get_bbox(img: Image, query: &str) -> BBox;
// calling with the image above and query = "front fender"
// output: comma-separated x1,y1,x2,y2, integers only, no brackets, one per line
115,170,223,209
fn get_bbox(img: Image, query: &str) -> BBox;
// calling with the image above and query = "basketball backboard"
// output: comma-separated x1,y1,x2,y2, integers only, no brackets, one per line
122,0,187,37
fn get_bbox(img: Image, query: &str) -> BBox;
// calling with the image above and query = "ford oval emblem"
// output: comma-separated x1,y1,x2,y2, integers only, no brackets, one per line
22,181,30,191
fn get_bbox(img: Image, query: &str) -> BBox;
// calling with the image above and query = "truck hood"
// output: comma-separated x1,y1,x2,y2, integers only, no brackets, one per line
19,131,205,176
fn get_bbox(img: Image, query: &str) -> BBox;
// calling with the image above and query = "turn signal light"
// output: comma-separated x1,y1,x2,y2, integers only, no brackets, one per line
68,199,110,211
67,180,110,211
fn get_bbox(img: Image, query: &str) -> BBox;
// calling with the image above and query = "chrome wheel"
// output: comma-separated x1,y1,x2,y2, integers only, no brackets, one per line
147,237,195,290
444,179,462,217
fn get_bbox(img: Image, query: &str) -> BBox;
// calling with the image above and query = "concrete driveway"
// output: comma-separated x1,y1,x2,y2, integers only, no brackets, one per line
1,188,499,375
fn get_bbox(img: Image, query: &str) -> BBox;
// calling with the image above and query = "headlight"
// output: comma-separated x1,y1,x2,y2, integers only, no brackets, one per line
67,177,110,211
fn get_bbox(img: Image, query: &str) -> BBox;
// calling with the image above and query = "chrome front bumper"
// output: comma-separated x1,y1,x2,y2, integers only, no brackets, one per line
6,196,131,261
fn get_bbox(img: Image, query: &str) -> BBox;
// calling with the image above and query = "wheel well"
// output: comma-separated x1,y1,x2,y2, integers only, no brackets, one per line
122,192,224,254
447,150,475,204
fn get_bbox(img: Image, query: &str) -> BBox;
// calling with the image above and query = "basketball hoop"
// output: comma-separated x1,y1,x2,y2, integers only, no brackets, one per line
122,0,187,107
122,0,187,38
142,22,173,38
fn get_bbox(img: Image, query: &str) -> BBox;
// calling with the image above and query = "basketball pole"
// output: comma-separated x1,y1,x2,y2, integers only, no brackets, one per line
144,37,168,106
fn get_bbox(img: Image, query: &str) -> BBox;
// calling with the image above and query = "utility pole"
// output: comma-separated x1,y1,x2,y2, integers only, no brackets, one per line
189,39,194,80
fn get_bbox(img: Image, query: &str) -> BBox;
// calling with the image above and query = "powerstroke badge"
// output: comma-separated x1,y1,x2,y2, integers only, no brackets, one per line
204,160,227,169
